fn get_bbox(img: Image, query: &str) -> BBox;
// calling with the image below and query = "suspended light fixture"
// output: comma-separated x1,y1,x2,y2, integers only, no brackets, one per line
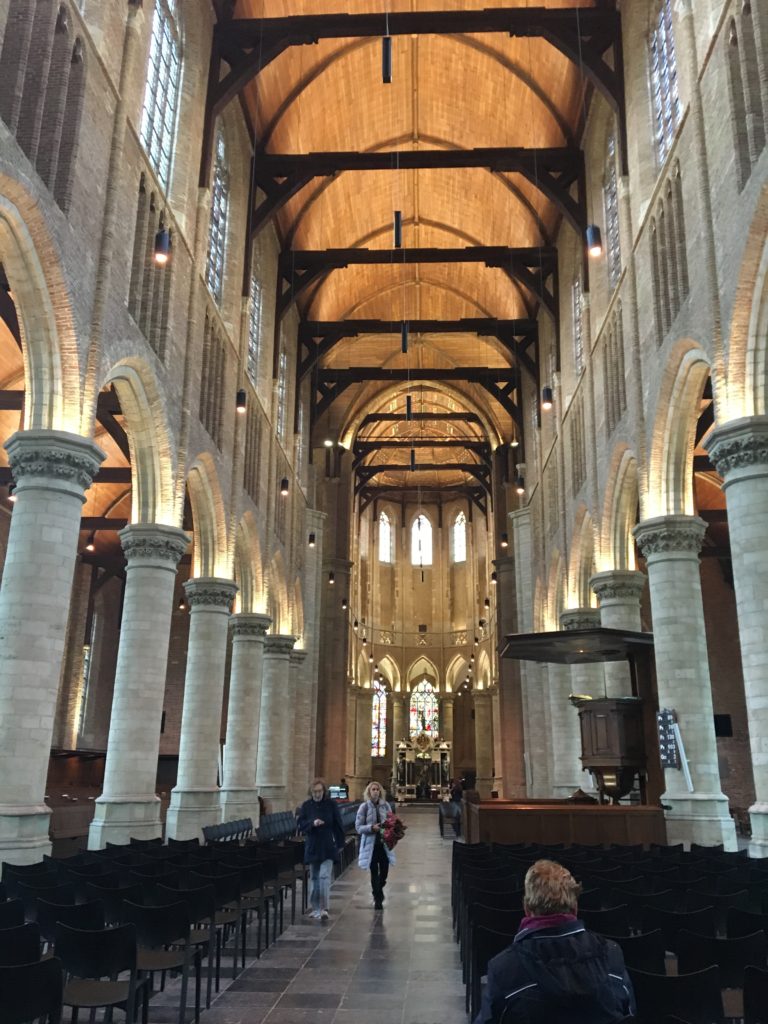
586,224,603,258
474,635,479,647
401,322,409,353
308,532,316,547
369,654,374,664
328,571,335,585
541,386,553,411
515,475,526,495
484,597,491,609
153,227,171,265
353,619,359,631
7,483,16,503
85,533,96,553
382,35,392,83
406,395,413,421
236,388,247,414
470,653,475,663
280,477,289,496
362,635,367,646
491,571,498,585
324,438,334,448
394,210,402,248
500,533,508,549
410,448,416,471
341,597,348,610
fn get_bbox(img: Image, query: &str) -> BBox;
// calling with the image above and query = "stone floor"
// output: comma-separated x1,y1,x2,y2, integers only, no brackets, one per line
150,805,465,1024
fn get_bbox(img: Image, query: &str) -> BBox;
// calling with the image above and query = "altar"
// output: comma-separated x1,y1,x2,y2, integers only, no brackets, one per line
394,733,452,802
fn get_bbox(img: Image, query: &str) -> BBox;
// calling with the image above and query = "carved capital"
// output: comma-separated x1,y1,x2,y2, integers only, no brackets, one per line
708,416,768,477
120,523,189,568
560,608,600,632
183,577,238,609
229,612,271,639
633,515,706,557
590,569,647,604
264,634,297,656
5,429,104,497
290,649,308,666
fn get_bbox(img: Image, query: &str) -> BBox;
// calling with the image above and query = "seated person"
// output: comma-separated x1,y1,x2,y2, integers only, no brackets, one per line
474,859,635,1024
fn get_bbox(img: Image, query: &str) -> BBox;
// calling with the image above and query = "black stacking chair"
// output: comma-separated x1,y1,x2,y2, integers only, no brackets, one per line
728,906,768,938
168,837,200,850
0,921,41,966
677,928,767,988
640,905,716,954
603,929,666,974
684,888,750,934
576,888,604,911
17,881,75,920
85,880,144,925
745,964,768,1024
157,882,218,1009
464,904,522,992
121,900,200,1024
470,924,517,1020
628,965,724,1024
54,921,139,1024
0,956,64,1024
0,899,24,929
580,905,630,937
188,870,245,985
129,837,163,848
36,899,105,951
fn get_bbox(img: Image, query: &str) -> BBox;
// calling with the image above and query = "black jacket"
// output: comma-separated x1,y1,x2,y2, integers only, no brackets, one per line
297,796,345,864
473,921,635,1024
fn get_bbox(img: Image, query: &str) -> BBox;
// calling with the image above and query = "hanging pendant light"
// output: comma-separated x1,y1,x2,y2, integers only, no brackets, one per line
401,322,409,353
308,532,316,547
515,475,525,495
500,533,508,548
7,483,16,503
491,571,498,585
406,395,413,421
541,386,553,411
510,436,519,448
85,533,96,553
328,571,335,585
394,210,402,248
236,388,247,413
341,597,348,610
153,227,171,265
484,597,491,609
410,448,416,470
353,619,359,631
280,477,289,496
586,224,603,258
382,35,392,83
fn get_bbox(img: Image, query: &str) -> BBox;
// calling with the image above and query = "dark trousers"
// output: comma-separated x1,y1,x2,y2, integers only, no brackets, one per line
370,841,390,901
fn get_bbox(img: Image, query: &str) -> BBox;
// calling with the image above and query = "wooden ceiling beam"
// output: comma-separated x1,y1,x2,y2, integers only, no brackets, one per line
359,411,483,427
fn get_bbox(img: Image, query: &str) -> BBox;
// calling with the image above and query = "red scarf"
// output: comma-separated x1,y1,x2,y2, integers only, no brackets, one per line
518,912,578,934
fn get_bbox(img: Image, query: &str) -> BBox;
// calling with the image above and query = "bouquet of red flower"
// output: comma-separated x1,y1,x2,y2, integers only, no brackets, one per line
383,811,407,850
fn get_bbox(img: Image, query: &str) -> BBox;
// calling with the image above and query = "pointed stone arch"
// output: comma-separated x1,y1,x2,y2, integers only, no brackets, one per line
545,550,565,630
476,650,492,690
103,359,176,525
0,190,73,430
647,342,711,517
356,649,370,687
377,654,401,692
234,511,265,613
186,454,228,578
292,577,304,644
406,655,439,691
445,653,469,693
266,549,289,633
568,506,596,608
600,446,639,571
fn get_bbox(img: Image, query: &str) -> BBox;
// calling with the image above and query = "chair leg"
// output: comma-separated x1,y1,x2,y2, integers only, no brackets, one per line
215,931,221,993
178,956,190,1024
241,911,247,969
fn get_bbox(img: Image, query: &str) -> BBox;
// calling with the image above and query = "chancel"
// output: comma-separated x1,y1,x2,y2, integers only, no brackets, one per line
0,0,767,1021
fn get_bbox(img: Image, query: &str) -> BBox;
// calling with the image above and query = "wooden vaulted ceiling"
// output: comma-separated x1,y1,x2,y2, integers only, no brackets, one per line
235,0,598,491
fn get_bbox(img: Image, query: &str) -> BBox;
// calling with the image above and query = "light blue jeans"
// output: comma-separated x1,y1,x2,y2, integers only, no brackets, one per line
309,858,333,911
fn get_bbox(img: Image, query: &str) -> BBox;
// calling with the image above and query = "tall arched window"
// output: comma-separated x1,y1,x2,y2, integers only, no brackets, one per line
275,347,288,442
411,514,432,566
409,680,438,736
371,680,387,757
452,510,466,563
206,128,229,304
247,270,262,385
603,133,622,289
572,275,584,374
139,0,182,191
379,510,393,563
649,0,681,165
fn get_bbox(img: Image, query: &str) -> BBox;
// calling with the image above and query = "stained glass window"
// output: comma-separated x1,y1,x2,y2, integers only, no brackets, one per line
379,510,392,563
409,680,439,736
276,348,288,442
371,680,387,757
604,134,622,289
247,271,262,385
452,510,466,563
572,276,583,375
650,0,681,165
411,514,432,566
205,129,229,304
139,0,182,191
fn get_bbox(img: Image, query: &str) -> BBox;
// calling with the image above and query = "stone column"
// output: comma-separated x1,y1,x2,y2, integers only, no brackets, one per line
442,695,455,742
561,608,605,700
0,429,103,863
555,608,603,795
354,686,373,793
219,613,271,826
89,524,189,848
546,660,582,798
392,693,406,746
473,690,494,797
346,684,358,796
316,558,353,783
288,648,309,807
166,578,238,841
590,570,647,697
709,417,768,849
633,516,736,849
255,634,296,811
490,686,503,793
304,509,326,779
495,556,527,797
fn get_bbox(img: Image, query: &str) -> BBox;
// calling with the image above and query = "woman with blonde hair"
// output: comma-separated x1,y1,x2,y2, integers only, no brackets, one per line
297,778,345,921
355,780,394,909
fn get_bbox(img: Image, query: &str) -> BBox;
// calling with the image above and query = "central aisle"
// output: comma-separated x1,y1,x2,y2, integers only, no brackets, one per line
201,805,466,1024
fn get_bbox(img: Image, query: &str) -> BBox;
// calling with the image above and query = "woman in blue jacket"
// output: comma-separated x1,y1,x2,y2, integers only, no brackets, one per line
297,778,345,921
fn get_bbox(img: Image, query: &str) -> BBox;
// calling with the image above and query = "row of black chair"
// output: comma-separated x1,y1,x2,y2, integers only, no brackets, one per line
202,818,253,844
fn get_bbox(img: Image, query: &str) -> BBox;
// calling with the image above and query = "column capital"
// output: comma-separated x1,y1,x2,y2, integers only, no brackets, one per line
590,569,647,604
306,508,328,530
508,507,531,527
324,557,353,573
633,515,706,558
473,688,492,702
229,612,271,639
264,633,296,656
6,429,104,497
289,648,308,666
559,608,600,631
120,523,189,568
707,416,768,479
183,577,238,609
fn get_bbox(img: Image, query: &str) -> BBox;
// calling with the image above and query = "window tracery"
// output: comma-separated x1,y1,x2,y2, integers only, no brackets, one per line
379,511,393,563
411,514,432,567
604,133,622,289
649,0,681,165
247,272,262,385
206,128,229,304
371,680,387,757
409,680,438,736
140,0,181,192
452,510,467,563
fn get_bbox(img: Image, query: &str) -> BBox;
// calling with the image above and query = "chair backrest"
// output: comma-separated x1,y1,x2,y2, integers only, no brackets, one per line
728,906,768,939
121,900,190,948
469,904,524,935
744,964,768,1024
156,883,216,924
580,905,630,937
84,881,144,925
17,882,75,918
168,837,200,850
628,965,724,1024
54,922,137,980
36,899,105,944
677,928,767,989
473,924,516,976
0,899,24,929
129,837,163,847
603,930,666,975
0,922,41,966
640,905,716,953
189,870,240,907
0,955,64,1024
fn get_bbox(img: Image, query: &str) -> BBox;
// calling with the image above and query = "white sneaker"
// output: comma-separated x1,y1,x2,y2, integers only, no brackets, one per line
308,909,321,919
320,910,329,921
